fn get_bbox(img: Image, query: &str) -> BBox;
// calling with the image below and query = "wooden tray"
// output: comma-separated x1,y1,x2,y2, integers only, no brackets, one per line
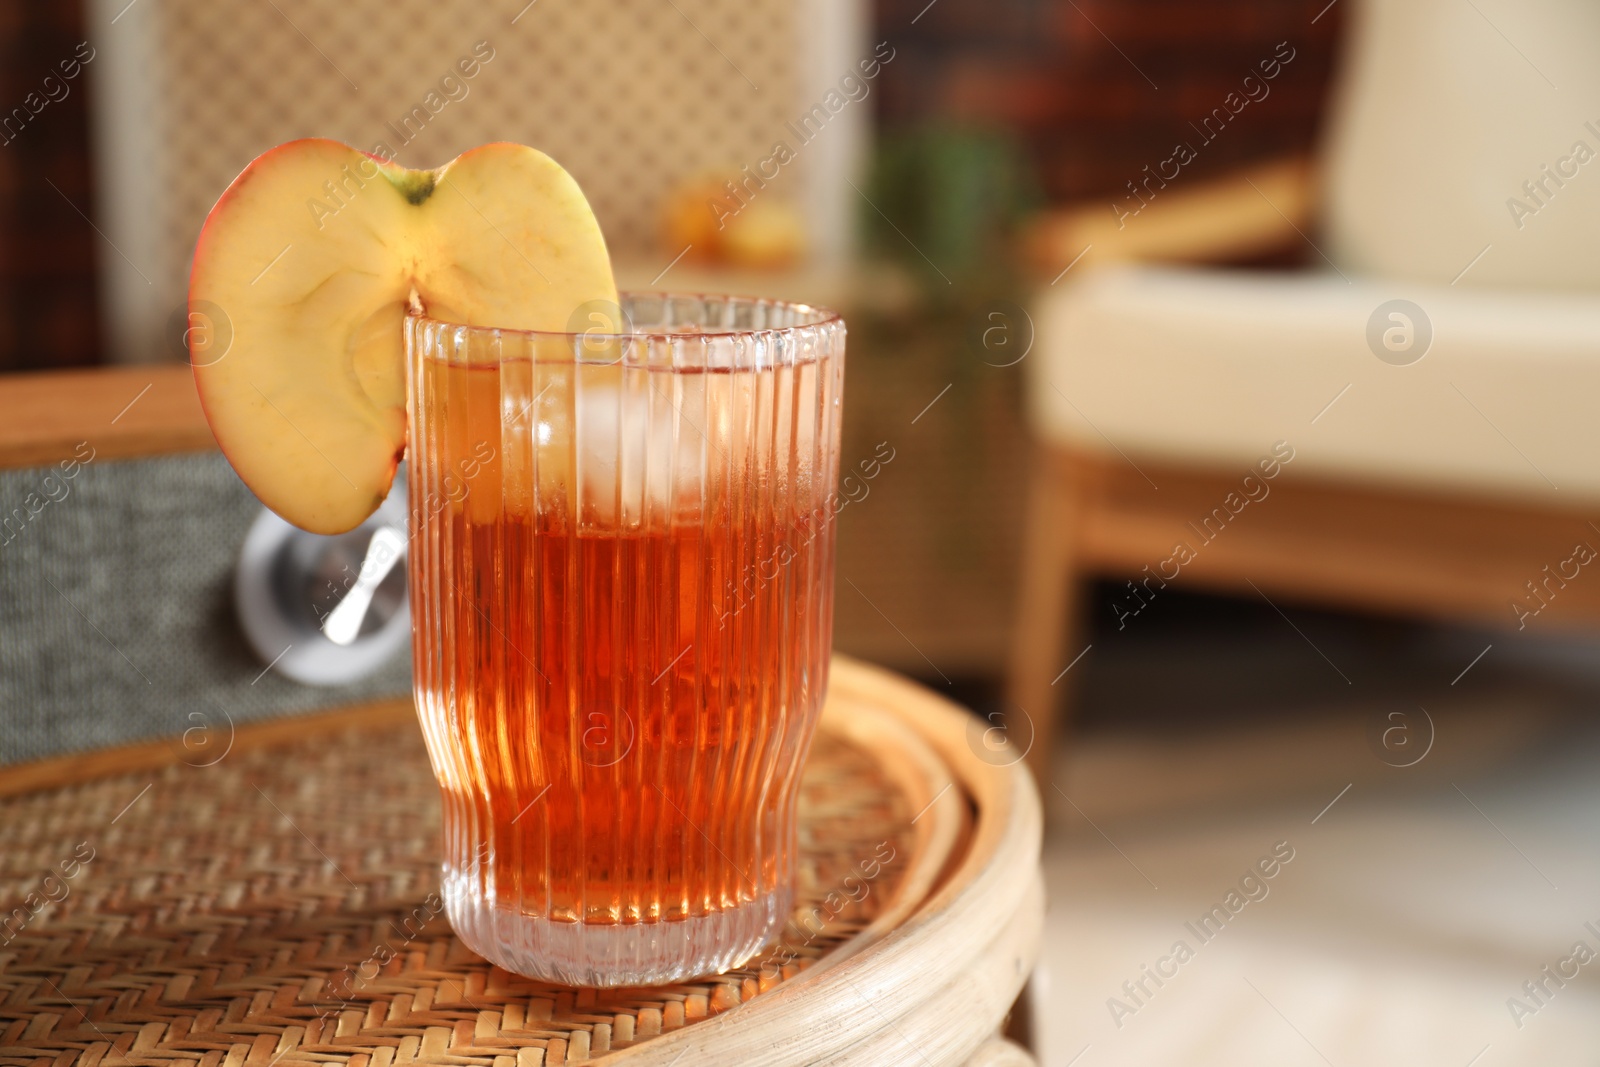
0,659,970,1066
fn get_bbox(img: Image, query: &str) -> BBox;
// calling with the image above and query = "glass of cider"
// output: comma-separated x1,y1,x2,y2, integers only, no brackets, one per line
404,293,845,986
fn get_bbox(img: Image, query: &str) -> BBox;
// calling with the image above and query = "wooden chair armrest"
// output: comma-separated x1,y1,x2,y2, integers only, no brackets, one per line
0,363,212,471
1022,154,1316,278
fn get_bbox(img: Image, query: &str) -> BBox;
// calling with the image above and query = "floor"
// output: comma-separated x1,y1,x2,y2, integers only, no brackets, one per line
1019,590,1600,1066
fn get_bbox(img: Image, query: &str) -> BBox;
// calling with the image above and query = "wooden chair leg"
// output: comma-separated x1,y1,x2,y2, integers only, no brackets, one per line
1007,447,1083,791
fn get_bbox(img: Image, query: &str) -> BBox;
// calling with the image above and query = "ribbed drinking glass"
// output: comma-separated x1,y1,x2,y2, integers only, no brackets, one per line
404,293,845,986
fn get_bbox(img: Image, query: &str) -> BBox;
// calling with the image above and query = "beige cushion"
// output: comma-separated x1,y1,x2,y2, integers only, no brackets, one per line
1028,266,1600,503
1321,0,1600,290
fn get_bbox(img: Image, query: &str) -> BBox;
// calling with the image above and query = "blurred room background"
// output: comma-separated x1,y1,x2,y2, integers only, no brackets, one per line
0,0,1343,678
5,0,1600,1062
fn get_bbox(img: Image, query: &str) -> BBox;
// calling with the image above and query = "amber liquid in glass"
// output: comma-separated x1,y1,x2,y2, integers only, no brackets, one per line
407,336,840,983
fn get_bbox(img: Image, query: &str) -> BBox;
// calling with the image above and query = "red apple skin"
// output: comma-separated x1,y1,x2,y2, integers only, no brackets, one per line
188,138,616,535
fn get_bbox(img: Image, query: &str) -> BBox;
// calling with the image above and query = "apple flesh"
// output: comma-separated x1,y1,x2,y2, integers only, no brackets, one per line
190,138,616,534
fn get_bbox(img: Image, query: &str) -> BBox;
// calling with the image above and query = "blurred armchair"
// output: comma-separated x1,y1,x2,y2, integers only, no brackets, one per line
1011,0,1600,779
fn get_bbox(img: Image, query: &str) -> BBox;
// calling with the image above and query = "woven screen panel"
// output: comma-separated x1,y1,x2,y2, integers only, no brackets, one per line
0,453,410,766
130,0,798,356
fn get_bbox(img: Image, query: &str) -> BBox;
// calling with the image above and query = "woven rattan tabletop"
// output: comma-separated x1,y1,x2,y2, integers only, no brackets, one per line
0,658,998,1067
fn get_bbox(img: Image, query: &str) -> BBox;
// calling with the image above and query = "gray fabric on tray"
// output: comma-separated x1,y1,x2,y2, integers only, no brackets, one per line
0,451,411,765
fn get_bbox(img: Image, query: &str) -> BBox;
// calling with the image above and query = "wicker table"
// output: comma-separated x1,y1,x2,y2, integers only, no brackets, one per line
0,657,1042,1066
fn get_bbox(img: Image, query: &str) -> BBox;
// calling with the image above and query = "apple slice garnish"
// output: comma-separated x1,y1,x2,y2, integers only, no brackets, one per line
190,138,616,535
